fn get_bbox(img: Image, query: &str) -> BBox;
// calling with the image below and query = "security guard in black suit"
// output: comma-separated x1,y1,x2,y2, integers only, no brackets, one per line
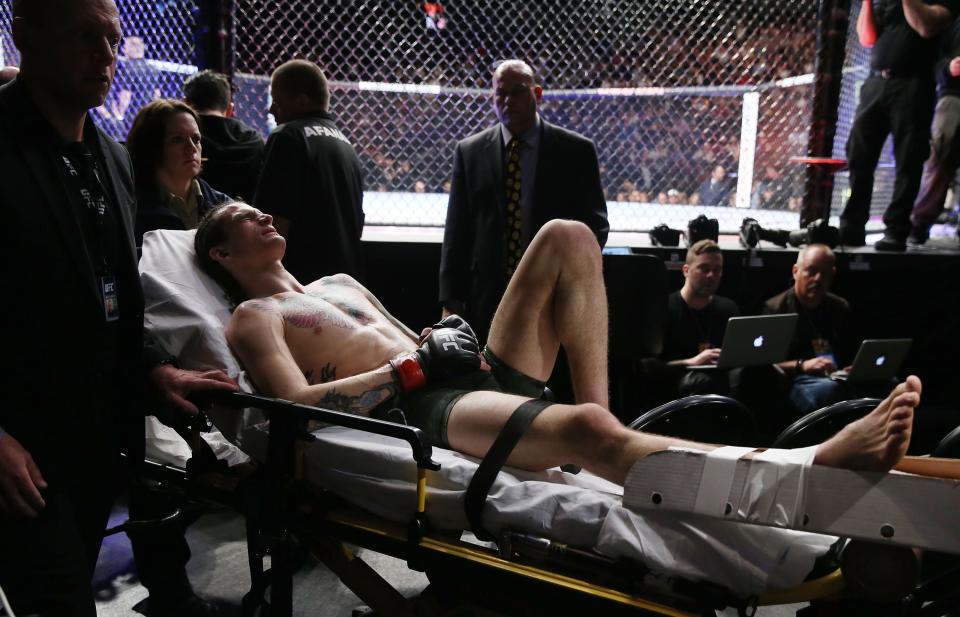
439,60,609,345
0,1,235,614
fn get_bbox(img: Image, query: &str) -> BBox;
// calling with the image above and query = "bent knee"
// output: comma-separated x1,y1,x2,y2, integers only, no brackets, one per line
538,220,601,261
560,403,623,449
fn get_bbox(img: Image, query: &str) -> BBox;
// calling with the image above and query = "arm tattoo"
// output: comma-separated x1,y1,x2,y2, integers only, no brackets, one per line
319,362,337,383
243,298,280,314
317,383,399,415
304,363,336,385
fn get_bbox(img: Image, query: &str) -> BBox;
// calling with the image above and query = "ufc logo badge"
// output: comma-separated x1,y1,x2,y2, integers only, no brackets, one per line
438,331,459,351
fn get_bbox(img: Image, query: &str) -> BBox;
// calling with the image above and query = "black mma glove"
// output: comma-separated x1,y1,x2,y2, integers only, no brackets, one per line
391,326,482,391
431,314,479,342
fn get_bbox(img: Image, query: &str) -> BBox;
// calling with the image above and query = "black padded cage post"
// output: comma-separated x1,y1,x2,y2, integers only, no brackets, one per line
801,0,852,227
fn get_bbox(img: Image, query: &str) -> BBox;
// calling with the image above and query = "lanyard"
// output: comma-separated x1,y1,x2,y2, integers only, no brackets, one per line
61,144,109,272
60,143,121,322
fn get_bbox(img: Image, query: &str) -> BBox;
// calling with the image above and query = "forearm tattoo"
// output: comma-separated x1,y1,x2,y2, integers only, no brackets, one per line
317,383,399,415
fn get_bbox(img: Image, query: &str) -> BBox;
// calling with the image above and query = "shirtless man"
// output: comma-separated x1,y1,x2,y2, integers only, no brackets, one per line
196,202,920,485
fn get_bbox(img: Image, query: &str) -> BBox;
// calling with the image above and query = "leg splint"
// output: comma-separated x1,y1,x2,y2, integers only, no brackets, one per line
624,446,960,554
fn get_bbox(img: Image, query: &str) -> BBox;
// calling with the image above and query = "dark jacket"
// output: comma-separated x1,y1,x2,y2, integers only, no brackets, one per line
197,114,264,203
697,177,731,207
0,79,151,483
763,288,856,365
134,176,231,245
438,119,609,342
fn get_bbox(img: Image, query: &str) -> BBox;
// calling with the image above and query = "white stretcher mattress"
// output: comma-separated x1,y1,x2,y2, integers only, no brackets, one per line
140,228,837,597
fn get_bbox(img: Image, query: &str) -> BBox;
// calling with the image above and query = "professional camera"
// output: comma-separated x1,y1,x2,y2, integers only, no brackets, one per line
787,218,839,248
687,214,719,244
649,223,682,247
739,217,788,248
738,217,839,249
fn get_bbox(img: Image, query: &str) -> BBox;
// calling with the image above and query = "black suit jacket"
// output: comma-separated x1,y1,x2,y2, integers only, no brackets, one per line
0,80,146,486
439,119,608,341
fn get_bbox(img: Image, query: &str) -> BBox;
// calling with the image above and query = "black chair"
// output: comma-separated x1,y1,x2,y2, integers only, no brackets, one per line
932,425,960,458
628,394,759,446
771,398,881,448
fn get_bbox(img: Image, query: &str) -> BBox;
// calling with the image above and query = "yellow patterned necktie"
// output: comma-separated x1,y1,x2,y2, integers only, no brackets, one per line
504,137,523,277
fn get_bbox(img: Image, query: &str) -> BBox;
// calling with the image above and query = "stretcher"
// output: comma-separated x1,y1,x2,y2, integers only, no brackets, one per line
139,228,960,616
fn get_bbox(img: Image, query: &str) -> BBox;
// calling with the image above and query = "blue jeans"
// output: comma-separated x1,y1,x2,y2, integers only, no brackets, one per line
788,375,849,415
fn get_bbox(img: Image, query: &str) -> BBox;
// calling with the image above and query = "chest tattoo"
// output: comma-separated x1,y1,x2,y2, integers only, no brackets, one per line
246,291,375,333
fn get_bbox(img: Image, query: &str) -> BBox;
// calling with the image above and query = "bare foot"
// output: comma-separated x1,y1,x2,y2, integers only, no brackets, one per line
813,376,921,472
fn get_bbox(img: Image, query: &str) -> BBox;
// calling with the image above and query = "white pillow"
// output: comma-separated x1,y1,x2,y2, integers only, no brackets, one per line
140,228,264,452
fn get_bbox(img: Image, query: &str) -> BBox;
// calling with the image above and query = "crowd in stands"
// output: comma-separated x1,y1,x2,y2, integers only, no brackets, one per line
227,5,818,208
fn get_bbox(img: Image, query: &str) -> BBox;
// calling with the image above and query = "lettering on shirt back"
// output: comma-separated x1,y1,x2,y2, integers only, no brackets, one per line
302,125,352,145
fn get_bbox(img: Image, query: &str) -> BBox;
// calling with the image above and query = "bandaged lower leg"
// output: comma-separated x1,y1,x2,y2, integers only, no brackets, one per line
623,444,960,555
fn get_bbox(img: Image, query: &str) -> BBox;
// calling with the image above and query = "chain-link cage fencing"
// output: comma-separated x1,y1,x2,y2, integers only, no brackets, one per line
232,0,819,233
0,1,823,235
0,0,199,143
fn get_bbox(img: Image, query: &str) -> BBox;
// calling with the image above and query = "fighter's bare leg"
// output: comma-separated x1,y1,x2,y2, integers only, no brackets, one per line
447,377,922,486
813,375,920,472
447,392,713,485
486,220,608,407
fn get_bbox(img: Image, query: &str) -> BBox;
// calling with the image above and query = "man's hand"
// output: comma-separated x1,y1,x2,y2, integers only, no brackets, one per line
685,347,721,367
391,326,482,391
0,433,47,518
801,356,836,376
949,57,960,77
421,314,477,343
418,315,490,369
149,364,239,416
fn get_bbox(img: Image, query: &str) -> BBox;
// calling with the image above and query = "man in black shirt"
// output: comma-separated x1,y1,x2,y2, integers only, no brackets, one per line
763,245,855,414
910,19,960,243
661,240,740,396
839,0,957,251
0,1,235,615
183,69,265,203
254,59,365,283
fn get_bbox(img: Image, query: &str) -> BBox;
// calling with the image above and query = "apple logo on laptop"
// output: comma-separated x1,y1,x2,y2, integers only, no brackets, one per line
753,335,764,348
875,355,886,367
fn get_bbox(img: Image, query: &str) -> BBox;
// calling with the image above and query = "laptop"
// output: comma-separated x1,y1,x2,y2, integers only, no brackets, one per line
831,339,912,382
688,314,798,370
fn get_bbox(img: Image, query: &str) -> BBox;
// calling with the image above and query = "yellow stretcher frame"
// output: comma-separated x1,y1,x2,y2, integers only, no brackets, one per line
173,390,954,617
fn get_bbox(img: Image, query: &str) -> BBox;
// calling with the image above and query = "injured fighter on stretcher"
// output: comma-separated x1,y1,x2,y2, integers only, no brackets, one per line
180,202,929,595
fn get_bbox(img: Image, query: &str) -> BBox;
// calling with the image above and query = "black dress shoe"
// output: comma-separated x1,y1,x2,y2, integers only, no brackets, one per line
907,228,929,246
873,233,906,252
147,592,230,617
839,225,866,246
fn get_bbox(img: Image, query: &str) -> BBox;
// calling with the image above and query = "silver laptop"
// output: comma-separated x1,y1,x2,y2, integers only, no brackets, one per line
831,339,912,382
688,314,798,370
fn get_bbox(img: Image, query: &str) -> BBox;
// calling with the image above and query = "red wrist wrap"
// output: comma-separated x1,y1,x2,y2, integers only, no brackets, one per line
392,354,427,391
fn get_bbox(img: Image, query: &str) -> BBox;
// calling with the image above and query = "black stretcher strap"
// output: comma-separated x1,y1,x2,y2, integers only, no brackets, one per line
464,398,554,542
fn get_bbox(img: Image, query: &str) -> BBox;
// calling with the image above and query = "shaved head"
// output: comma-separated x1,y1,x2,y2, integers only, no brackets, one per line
491,58,541,135
796,244,835,268
493,59,536,83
